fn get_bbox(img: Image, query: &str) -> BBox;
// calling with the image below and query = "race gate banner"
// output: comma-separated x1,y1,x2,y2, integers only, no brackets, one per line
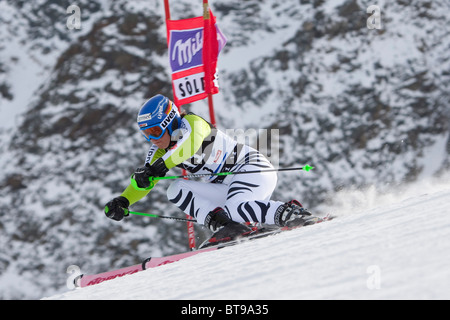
166,10,226,106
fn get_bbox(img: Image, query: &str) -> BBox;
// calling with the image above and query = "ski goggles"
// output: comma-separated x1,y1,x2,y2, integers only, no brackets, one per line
139,106,178,141
141,125,165,141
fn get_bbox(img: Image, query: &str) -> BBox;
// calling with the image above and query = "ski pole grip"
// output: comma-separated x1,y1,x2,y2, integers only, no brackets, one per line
130,174,155,191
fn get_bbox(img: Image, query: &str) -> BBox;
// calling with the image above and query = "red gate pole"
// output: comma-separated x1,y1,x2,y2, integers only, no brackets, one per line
207,93,216,127
163,0,196,250
202,0,217,127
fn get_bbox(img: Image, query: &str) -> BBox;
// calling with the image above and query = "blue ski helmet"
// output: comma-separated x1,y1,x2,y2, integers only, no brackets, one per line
137,95,181,141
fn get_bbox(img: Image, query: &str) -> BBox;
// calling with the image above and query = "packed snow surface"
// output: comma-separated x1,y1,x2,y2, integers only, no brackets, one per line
45,176,450,300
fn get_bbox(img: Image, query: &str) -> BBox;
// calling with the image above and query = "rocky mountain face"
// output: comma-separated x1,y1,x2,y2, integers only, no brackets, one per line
0,0,449,299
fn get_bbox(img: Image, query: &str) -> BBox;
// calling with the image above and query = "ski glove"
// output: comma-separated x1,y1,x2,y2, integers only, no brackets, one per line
105,196,130,221
134,158,169,189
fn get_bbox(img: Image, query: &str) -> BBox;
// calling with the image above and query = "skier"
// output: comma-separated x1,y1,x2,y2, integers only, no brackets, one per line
104,94,315,241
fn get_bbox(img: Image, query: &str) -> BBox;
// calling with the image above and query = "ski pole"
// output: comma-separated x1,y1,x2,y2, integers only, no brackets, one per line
165,165,314,180
129,211,197,223
130,164,314,190
156,164,314,181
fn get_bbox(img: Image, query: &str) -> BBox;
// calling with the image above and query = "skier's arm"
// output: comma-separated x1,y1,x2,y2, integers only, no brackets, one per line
104,181,152,221
107,115,211,216
162,114,212,168
120,147,167,204
120,183,152,205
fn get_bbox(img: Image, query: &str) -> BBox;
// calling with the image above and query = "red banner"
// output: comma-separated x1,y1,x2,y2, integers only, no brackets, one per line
166,10,226,106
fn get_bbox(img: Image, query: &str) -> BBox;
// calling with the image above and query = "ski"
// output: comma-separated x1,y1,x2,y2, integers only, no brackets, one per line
199,214,335,249
74,214,335,288
74,246,218,288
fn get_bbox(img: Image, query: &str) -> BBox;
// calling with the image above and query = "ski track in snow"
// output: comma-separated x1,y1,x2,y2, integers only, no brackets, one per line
44,179,450,300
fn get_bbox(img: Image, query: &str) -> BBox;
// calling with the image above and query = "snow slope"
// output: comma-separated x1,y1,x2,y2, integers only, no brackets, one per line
45,175,450,300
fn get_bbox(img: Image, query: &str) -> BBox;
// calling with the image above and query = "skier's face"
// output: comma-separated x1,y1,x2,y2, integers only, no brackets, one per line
151,130,170,149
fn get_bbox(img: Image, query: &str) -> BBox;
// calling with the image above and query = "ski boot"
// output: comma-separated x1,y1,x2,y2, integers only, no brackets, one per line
275,200,318,228
204,207,252,242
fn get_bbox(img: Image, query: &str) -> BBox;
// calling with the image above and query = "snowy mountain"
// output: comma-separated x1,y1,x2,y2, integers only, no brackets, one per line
1,0,449,299
45,174,450,300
